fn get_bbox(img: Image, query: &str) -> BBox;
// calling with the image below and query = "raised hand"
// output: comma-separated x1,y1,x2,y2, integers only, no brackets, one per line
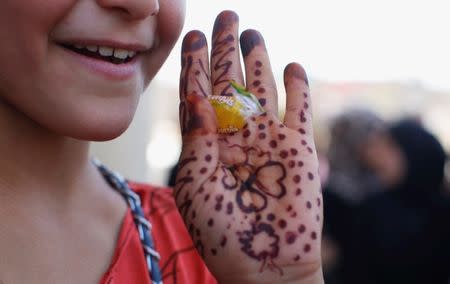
175,11,323,283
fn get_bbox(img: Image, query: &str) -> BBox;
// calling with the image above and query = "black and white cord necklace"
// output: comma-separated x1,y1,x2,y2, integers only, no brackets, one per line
93,159,163,284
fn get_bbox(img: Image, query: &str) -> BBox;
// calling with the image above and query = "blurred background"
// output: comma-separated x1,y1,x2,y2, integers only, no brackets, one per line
91,1,450,283
92,0,450,185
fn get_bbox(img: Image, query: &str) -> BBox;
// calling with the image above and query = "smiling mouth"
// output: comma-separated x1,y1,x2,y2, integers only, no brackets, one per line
60,44,137,64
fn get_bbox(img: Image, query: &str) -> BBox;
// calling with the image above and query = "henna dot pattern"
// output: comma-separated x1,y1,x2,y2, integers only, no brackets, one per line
300,110,307,123
298,224,306,234
304,244,311,253
285,231,297,244
269,140,278,148
220,236,228,247
288,160,296,168
267,213,276,221
278,219,287,229
280,150,288,159
258,98,266,106
226,202,234,215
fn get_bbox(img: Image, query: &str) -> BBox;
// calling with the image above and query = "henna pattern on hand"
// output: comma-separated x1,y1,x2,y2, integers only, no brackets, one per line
177,13,322,279
175,113,322,276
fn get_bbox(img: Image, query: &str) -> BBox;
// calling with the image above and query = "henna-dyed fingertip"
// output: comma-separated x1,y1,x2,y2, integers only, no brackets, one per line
182,30,207,53
240,29,265,57
213,10,239,35
284,63,309,86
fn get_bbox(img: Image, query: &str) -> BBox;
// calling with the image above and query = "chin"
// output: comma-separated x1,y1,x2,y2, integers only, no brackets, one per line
36,100,137,142
77,122,131,142
69,112,135,141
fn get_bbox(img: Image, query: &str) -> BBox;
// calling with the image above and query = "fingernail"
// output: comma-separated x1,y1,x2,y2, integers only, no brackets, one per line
182,30,207,53
284,63,309,86
213,10,239,35
240,29,265,57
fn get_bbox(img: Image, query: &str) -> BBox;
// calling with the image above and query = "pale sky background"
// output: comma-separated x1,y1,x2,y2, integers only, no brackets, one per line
156,0,450,91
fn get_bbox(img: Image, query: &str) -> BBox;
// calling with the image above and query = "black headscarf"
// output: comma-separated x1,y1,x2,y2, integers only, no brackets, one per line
389,119,446,195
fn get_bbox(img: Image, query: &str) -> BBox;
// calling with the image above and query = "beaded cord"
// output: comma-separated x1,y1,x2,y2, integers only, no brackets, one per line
93,159,163,284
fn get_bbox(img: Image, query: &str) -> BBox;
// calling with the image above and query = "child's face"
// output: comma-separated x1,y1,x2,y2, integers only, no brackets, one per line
0,0,185,140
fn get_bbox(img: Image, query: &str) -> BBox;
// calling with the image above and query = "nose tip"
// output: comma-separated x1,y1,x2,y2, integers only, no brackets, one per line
97,0,160,20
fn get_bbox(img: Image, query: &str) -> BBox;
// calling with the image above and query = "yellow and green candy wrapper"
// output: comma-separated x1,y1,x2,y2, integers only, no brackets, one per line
208,80,264,134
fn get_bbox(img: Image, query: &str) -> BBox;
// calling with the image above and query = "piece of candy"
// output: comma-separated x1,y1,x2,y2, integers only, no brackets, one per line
208,80,264,134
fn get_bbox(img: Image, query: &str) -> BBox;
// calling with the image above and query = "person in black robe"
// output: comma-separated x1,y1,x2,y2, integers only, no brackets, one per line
346,119,450,284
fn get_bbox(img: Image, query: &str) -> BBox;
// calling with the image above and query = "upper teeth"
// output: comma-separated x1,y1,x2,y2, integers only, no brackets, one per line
73,45,136,59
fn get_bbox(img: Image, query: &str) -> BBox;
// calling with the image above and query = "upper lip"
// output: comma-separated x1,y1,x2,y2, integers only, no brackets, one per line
58,38,151,52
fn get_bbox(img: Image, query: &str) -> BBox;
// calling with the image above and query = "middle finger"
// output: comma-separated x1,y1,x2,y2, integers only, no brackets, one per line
211,11,244,97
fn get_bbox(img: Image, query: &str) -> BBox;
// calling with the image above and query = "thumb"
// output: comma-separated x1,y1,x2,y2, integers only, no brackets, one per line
183,92,217,137
175,93,219,204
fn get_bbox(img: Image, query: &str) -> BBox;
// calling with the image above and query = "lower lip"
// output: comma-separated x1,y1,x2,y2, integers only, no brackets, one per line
62,46,140,81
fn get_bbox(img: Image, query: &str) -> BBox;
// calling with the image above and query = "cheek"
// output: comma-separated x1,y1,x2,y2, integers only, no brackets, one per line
141,0,185,84
0,0,77,93
158,0,185,48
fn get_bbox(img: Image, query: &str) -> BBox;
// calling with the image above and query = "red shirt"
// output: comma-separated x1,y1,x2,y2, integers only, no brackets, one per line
100,182,217,284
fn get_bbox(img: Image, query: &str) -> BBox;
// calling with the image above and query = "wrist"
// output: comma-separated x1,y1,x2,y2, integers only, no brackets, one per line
215,264,324,284
285,266,324,284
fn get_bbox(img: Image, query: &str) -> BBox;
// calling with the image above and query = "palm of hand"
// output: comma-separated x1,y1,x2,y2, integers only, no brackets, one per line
174,11,322,283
